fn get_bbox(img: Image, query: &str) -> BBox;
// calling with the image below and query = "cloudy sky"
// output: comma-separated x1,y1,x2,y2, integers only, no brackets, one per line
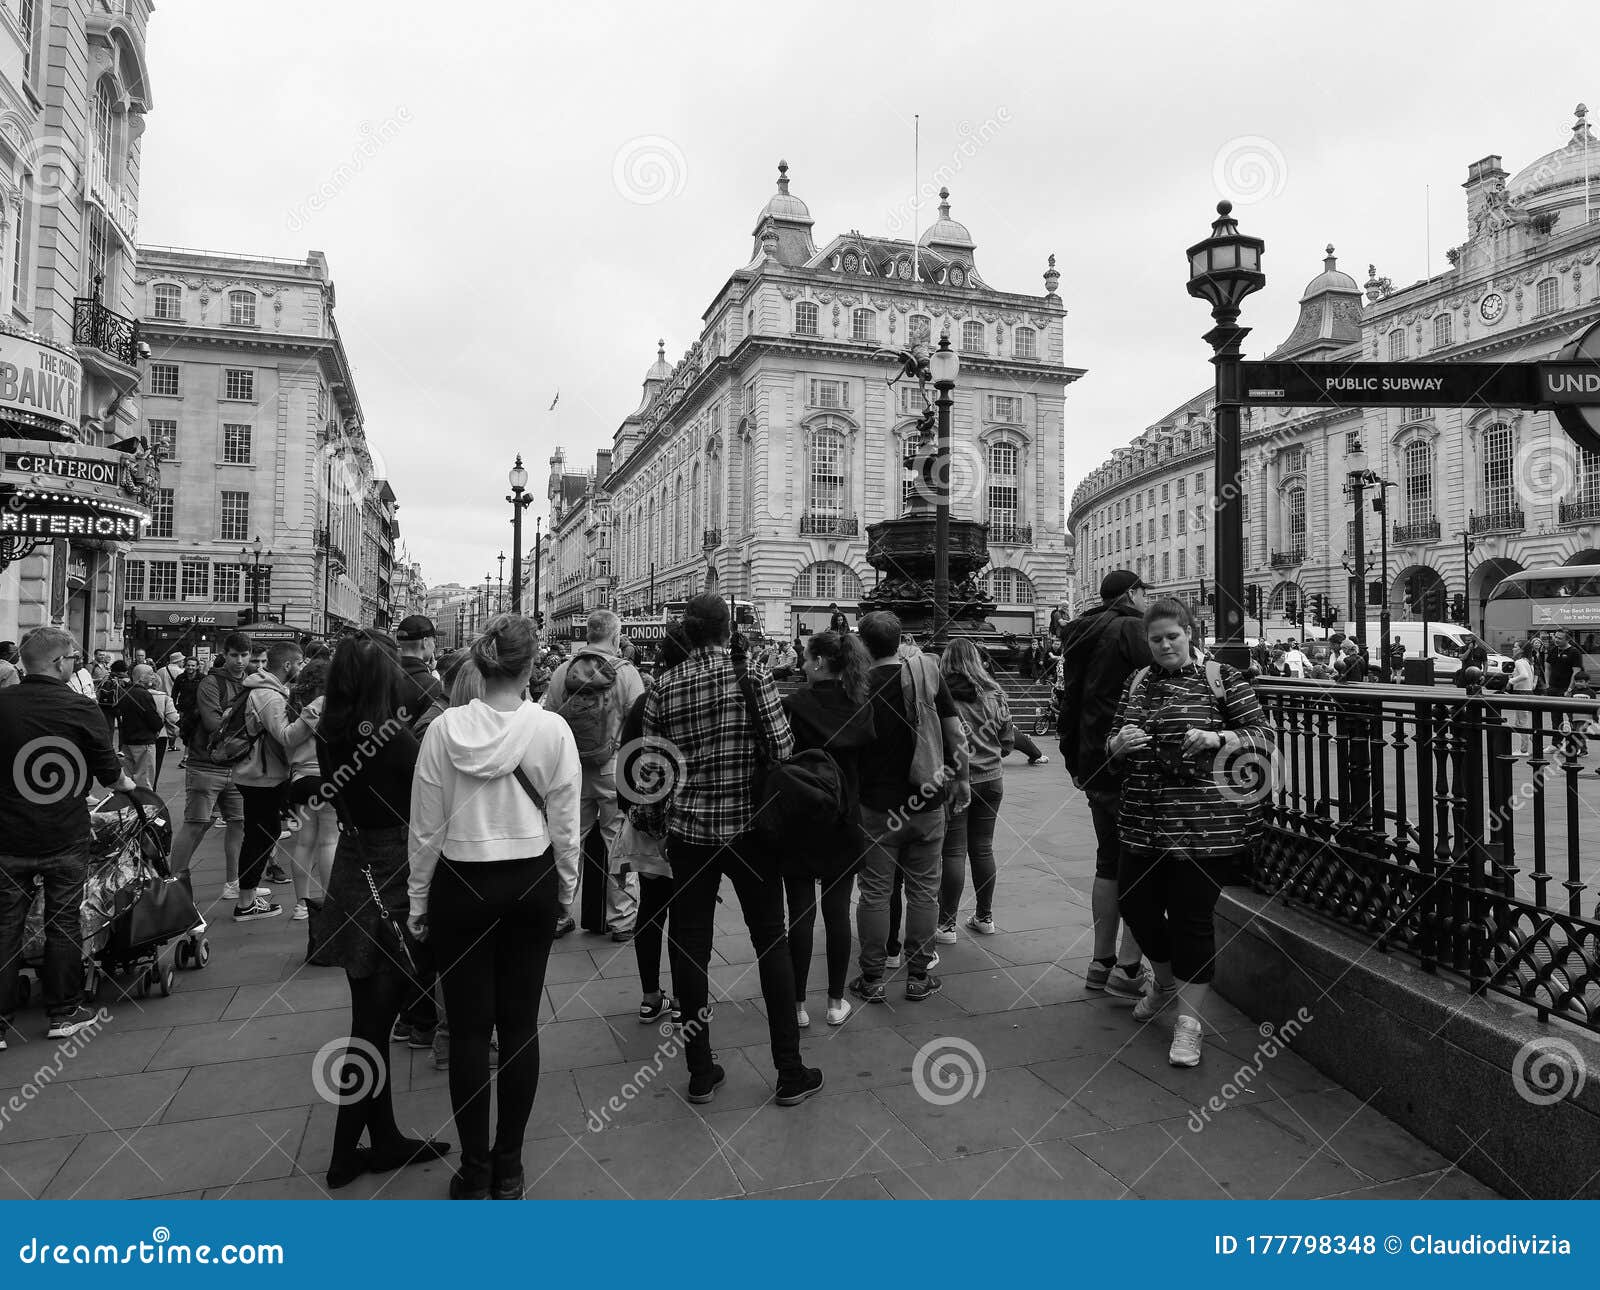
140,0,1594,590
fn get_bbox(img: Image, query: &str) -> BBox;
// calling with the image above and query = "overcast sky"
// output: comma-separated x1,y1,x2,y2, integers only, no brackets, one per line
140,0,1596,590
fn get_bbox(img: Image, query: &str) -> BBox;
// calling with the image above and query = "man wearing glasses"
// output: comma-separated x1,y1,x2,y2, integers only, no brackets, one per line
0,629,135,1046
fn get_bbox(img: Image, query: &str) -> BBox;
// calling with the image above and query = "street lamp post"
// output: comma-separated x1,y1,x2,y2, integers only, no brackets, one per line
1186,200,1266,673
506,456,533,613
930,334,960,649
241,534,270,624
497,551,506,615
1457,529,1476,630
532,518,542,634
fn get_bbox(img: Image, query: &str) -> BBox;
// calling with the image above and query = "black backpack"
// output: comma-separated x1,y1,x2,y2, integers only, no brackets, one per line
749,747,849,854
201,679,257,764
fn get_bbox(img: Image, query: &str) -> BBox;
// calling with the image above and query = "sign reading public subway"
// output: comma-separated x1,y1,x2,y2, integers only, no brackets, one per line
0,334,81,426
1238,360,1600,409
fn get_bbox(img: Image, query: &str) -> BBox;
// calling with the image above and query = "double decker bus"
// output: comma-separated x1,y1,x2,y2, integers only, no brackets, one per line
1483,565,1600,675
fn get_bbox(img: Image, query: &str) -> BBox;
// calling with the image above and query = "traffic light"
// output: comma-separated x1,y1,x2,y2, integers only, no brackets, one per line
1451,593,1467,625
1245,584,1260,618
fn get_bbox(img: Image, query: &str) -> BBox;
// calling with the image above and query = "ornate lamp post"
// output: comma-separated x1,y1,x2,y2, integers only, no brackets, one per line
241,534,271,624
1187,200,1266,671
497,550,506,615
507,456,533,613
929,334,960,649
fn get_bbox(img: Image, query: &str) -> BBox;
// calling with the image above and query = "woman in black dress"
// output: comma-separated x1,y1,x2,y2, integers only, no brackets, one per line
316,629,451,1189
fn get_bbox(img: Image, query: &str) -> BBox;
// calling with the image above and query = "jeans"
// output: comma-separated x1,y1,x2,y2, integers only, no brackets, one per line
784,869,853,1000
119,744,157,792
857,805,945,979
1116,847,1230,984
432,853,560,1183
666,833,802,1080
634,873,684,997
1087,790,1122,880
940,777,1003,922
574,766,639,932
1013,730,1043,761
238,782,288,894
0,841,90,1021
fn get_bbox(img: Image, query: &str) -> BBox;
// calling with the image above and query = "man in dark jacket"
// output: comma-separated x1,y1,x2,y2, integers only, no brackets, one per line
167,633,253,896
1058,570,1151,997
0,628,135,1045
395,615,445,733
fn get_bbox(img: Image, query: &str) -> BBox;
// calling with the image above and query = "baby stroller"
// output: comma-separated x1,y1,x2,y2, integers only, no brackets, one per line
17,786,205,1008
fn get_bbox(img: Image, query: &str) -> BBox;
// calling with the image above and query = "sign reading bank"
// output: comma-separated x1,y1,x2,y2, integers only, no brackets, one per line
0,332,81,429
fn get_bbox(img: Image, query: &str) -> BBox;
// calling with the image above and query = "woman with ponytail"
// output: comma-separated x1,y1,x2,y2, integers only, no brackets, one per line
780,629,876,1027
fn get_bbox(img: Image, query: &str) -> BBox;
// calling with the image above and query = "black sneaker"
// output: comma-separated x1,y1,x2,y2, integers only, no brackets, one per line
905,973,943,1002
264,864,291,885
774,1066,825,1106
553,915,576,938
848,975,886,1004
46,1006,105,1039
610,928,634,943
687,1063,726,1104
233,894,282,922
406,1027,436,1050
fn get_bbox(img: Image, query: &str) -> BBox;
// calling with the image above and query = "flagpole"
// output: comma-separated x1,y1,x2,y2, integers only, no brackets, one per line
912,113,920,282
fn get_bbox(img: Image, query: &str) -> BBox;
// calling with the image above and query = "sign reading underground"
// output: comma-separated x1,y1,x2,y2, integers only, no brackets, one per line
0,334,81,429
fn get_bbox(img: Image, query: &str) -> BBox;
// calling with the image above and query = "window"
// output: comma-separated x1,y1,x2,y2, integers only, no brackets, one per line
227,290,257,326
1176,508,1186,535
1196,543,1205,577
148,363,179,396
792,560,863,601
181,559,209,601
223,369,254,401
1389,330,1406,360
214,564,242,604
92,77,114,189
1405,441,1433,525
983,567,1036,604
809,379,848,409
152,283,181,320
1161,514,1170,538
1195,471,1205,492
1536,277,1559,316
987,394,1020,423
1135,521,1143,544
898,384,927,416
149,488,174,538
741,435,755,533
1481,423,1515,514
1581,447,1600,506
961,320,985,353
122,559,145,602
909,314,932,348
794,301,818,335
1148,488,1155,507
1178,550,1187,578
1286,485,1306,553
1162,552,1170,580
147,419,176,459
148,561,177,601
86,209,107,292
220,491,250,541
1176,477,1186,498
1434,314,1453,348
851,309,876,342
1013,326,1036,358
222,423,252,464
1161,483,1169,502
19,0,34,78
809,428,845,515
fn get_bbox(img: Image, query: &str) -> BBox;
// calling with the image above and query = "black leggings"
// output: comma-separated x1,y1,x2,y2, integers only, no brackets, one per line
784,869,853,1000
634,873,684,997
330,970,408,1166
431,854,559,1182
1115,848,1230,984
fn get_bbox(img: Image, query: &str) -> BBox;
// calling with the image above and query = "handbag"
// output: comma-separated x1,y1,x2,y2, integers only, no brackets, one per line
108,868,201,956
315,794,420,976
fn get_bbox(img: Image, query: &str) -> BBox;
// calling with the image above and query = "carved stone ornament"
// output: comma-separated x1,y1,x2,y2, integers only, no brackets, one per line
777,286,800,301
815,291,833,305
1030,313,1053,329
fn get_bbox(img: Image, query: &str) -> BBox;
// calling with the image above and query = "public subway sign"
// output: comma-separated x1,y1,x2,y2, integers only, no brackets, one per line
0,333,81,427
1238,362,1550,408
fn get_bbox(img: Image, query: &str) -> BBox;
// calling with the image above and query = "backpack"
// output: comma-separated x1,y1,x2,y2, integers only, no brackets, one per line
749,748,849,860
1128,660,1230,720
116,686,163,745
202,678,258,765
552,654,623,768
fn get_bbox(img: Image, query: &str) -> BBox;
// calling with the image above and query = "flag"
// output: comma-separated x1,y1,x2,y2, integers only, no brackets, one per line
549,390,559,412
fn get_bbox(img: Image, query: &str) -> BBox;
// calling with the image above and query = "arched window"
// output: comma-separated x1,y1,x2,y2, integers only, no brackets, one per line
1481,423,1515,516
851,309,876,343
808,425,845,517
899,426,921,511
647,496,657,570
1404,441,1433,527
152,283,181,320
1434,314,1453,348
909,314,932,350
961,320,985,353
987,440,1020,540
1285,484,1306,557
709,449,723,529
672,476,683,562
228,290,257,327
794,301,818,335
93,77,114,189
741,430,756,534
983,568,1036,604
690,462,701,547
792,560,863,601
1536,277,1559,316
1388,330,1406,360
1581,447,1600,508
1013,326,1037,358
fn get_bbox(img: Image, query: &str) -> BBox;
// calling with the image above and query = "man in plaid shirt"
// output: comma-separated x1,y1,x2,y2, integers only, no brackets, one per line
644,594,823,1108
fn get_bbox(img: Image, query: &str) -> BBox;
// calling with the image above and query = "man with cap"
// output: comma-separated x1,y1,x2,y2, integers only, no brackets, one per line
395,615,444,734
1058,570,1152,997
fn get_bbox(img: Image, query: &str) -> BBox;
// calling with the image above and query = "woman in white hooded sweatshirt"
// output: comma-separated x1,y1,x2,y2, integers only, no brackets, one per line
409,614,581,1200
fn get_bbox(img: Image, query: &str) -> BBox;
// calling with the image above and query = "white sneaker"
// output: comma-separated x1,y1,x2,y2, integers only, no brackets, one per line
292,900,309,921
796,1005,810,1029
1027,753,1050,765
885,952,903,969
1131,980,1180,1021
927,950,940,971
826,999,852,1026
933,921,958,944
221,880,240,901
965,913,997,935
1169,1015,1203,1067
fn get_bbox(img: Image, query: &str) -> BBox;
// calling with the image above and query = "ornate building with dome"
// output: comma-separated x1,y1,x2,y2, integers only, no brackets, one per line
542,162,1083,642
1070,107,1600,637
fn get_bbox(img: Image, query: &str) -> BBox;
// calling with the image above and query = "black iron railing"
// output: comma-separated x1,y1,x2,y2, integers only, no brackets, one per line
1558,497,1600,525
702,527,720,549
72,296,141,366
800,513,858,536
1468,507,1524,534
1393,518,1440,543
1270,547,1305,568
1248,680,1600,1034
989,521,1033,545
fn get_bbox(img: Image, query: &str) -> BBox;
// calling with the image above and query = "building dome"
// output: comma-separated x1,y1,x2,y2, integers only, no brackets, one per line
755,159,811,225
1507,105,1600,205
644,338,672,383
918,188,975,249
1299,245,1360,302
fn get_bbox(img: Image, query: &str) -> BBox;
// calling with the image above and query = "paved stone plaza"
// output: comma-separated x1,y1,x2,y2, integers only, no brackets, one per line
0,759,1497,1201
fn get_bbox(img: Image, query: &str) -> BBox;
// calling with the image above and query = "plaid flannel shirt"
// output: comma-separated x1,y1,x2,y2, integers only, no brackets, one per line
643,645,794,845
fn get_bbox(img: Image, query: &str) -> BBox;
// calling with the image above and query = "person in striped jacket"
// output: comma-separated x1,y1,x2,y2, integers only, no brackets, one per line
1105,597,1272,1069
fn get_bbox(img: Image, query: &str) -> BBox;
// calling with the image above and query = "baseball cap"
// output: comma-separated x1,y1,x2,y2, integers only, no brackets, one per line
396,614,436,642
1099,570,1148,600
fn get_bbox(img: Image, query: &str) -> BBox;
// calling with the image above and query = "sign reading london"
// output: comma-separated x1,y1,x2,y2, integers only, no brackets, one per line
0,333,81,428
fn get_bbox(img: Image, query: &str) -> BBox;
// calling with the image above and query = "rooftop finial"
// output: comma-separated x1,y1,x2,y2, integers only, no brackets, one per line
657,338,665,360
777,159,789,193
1576,103,1591,141
1324,244,1337,270
938,186,951,217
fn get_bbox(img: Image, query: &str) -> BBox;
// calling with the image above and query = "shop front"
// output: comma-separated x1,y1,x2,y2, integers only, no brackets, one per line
126,607,310,667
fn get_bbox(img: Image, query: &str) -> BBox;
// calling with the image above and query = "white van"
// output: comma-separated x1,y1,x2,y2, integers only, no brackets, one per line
1350,621,1510,681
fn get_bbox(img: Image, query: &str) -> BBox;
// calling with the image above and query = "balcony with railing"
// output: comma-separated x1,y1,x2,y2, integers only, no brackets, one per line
1270,546,1306,568
702,527,721,550
800,512,859,536
988,520,1033,545
1393,517,1440,544
1468,506,1525,534
1558,496,1600,526
72,296,141,368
